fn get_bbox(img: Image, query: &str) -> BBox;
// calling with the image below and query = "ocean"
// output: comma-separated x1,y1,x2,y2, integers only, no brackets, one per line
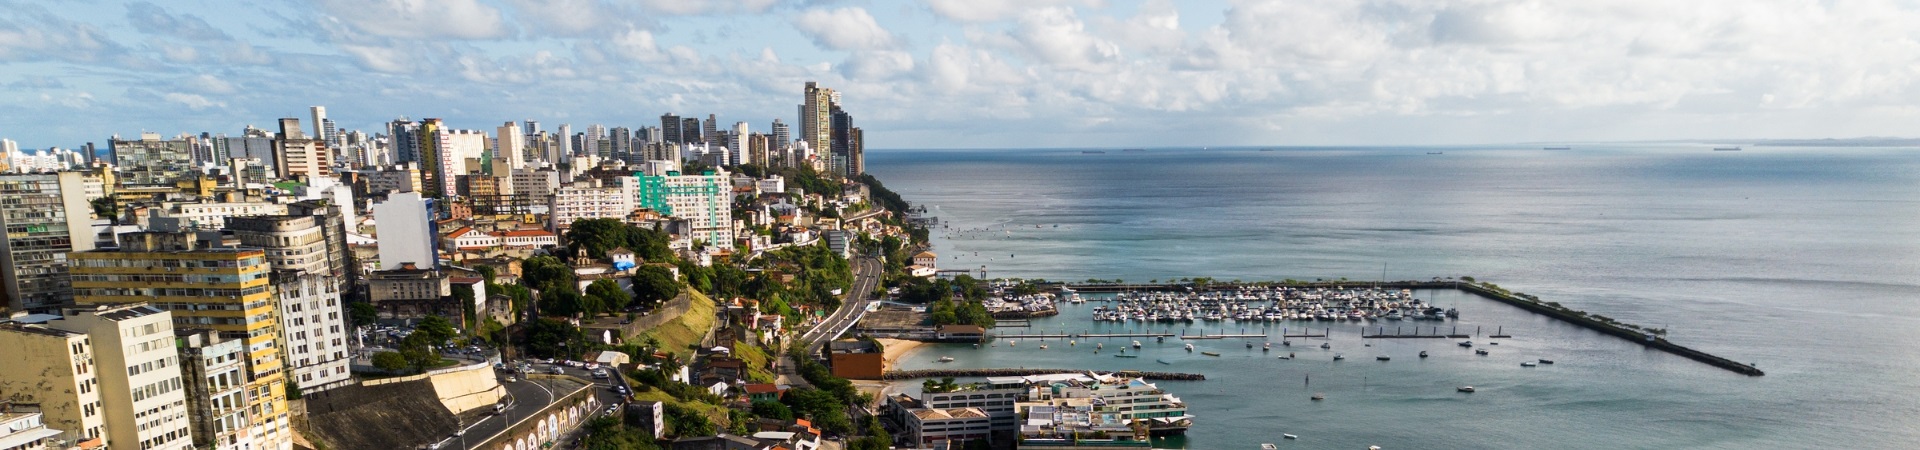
865,145,1920,449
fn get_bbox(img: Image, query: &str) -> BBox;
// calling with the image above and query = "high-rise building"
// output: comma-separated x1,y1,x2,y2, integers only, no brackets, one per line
0,172,96,312
660,114,682,146
111,133,195,186
496,122,525,171
549,178,635,232
174,330,252,450
309,106,329,143
677,118,698,145
372,192,439,270
635,169,733,246
417,118,446,197
69,239,293,450
801,82,838,161
0,322,106,448
702,115,719,144
585,124,606,159
849,127,864,176
730,122,751,166
749,134,770,169
276,118,331,180
830,106,854,176
610,127,632,163
40,304,197,450
770,119,790,152
225,212,353,393
557,124,573,159
387,119,421,164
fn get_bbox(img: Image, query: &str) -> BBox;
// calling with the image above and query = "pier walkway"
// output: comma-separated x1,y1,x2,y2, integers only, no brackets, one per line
882,368,1205,381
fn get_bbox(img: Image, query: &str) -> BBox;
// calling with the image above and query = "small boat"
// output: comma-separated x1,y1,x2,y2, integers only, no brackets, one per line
1038,344,1048,350
1311,393,1326,401
1133,340,1142,349
1457,386,1475,393
1262,444,1279,450
1201,351,1222,357
1282,340,1291,346
1283,434,1298,440
1521,361,1538,367
1538,359,1555,364
1115,354,1139,358
1278,355,1292,360
1246,342,1254,349
1475,349,1489,356
1263,342,1271,352
1010,340,1017,347
1459,341,1472,347
1488,342,1499,346
972,344,979,349
1419,351,1429,358
1320,343,1331,349
1376,356,1391,361
1156,359,1171,365
1069,340,1076,346
1333,354,1346,361
937,356,954,363
1184,343,1195,352
1157,336,1165,343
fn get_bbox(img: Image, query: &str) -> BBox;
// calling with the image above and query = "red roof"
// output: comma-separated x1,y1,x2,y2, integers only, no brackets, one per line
444,226,475,238
743,383,783,394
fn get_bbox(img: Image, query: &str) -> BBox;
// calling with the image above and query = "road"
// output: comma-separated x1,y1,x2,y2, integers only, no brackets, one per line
435,363,631,450
779,255,881,387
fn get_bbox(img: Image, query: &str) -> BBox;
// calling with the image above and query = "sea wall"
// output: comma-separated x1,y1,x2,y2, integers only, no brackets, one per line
883,368,1205,381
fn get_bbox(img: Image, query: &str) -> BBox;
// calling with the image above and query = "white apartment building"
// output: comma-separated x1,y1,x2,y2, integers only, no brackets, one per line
45,304,196,450
636,170,733,246
168,202,288,231
174,331,251,450
0,411,65,450
550,178,635,232
272,273,350,392
372,192,437,270
0,322,105,448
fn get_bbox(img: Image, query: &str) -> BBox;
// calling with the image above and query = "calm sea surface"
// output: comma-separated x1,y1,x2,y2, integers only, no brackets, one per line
865,145,1920,449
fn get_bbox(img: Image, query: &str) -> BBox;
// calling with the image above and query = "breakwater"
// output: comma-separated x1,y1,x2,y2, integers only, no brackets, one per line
883,368,1206,381
1059,280,1764,376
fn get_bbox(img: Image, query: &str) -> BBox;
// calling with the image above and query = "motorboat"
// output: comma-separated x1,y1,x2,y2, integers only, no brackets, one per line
1201,351,1222,357
1039,344,1049,350
1263,342,1272,351
1246,342,1254,349
1115,354,1139,358
1539,359,1555,364
1320,343,1331,349
1133,340,1143,349
1283,434,1298,440
1521,361,1538,367
937,356,955,363
1419,351,1429,358
1475,349,1489,356
1311,393,1326,401
1459,341,1473,347
1333,354,1346,361
1457,386,1475,393
1376,356,1391,361
1282,340,1292,346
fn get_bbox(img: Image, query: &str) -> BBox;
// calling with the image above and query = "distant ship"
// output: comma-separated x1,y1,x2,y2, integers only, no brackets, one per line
1542,146,1572,150
1714,147,1742,151
1082,150,1107,154
1426,152,1444,155
1122,148,1146,152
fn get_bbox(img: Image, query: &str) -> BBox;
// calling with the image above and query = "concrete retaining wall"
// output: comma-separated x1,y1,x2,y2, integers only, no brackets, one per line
471,380,601,450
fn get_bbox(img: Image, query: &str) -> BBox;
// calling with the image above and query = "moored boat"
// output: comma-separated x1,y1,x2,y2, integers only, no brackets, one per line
1457,386,1475,393
937,356,954,363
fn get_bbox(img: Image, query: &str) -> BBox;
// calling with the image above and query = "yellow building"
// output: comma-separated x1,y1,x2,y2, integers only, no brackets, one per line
70,232,294,450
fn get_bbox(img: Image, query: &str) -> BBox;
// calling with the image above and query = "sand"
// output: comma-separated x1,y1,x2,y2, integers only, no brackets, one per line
875,338,924,372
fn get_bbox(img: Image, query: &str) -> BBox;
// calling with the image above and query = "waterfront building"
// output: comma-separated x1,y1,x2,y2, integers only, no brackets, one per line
635,170,734,246
550,178,636,232
0,322,106,448
0,172,95,312
372,192,439,270
69,238,293,449
40,304,196,450
884,395,991,447
824,339,883,379
1022,373,1190,436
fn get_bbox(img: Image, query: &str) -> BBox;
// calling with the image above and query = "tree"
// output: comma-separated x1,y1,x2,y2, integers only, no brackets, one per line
540,289,586,318
586,279,631,315
476,265,497,284
372,352,409,372
349,302,379,329
632,265,681,306
525,318,581,359
750,400,793,421
582,415,662,450
566,218,630,260
664,403,714,437
399,333,438,372
452,284,477,327
522,256,577,293
416,316,458,347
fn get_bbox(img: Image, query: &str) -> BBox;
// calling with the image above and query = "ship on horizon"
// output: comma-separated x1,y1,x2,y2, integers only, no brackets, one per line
1714,146,1743,151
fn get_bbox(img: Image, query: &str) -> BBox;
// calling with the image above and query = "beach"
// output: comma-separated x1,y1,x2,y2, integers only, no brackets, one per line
874,338,924,371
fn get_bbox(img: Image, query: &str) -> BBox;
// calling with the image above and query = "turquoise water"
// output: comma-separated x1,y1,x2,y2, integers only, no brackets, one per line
867,145,1920,449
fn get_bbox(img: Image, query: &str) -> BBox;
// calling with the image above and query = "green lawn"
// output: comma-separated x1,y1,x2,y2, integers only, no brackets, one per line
633,290,717,363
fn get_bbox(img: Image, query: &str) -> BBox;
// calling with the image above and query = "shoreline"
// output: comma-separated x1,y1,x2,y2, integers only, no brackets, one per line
875,338,925,372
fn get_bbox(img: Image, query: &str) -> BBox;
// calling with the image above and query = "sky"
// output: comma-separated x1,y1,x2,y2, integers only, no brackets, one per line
3,0,1920,150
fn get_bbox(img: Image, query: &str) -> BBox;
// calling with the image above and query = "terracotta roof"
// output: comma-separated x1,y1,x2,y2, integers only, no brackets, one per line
742,383,783,394
444,226,474,238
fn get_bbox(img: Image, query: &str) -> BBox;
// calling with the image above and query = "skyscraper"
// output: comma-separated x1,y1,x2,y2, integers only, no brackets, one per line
682,118,702,145
388,118,421,164
557,123,573,158
0,172,95,312
731,121,750,166
373,192,439,270
702,114,719,144
830,106,854,176
309,106,328,142
497,121,525,171
585,124,606,158
610,127,632,162
277,117,330,179
801,81,837,161
770,119,790,151
660,114,682,145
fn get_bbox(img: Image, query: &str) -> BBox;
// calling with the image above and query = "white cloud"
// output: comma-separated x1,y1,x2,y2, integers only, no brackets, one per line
793,7,897,51
162,92,224,110
315,0,509,40
641,0,779,16
926,0,1103,23
1009,7,1121,70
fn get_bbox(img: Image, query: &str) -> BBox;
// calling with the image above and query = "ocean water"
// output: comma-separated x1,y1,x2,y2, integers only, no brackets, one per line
866,145,1920,449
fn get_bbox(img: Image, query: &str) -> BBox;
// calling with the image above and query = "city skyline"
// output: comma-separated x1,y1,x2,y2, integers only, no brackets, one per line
4,1,1920,149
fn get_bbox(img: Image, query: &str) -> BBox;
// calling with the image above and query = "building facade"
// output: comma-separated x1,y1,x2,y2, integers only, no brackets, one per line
0,172,95,312
635,170,733,246
372,192,438,270
42,304,196,450
549,178,635,232
0,323,105,448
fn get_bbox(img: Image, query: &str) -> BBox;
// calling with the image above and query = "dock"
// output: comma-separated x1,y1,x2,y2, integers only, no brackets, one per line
1363,327,1474,339
882,368,1206,381
1179,334,1266,340
988,332,1177,339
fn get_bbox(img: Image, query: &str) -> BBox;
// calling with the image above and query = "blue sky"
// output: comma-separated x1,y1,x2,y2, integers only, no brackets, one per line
4,0,1919,150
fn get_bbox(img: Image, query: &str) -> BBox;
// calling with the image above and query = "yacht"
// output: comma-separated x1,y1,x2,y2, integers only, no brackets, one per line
1457,386,1475,393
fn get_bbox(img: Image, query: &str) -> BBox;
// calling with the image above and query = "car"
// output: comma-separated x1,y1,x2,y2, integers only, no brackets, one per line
551,367,566,375
614,385,628,394
503,376,517,383
591,370,608,379
584,363,600,371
